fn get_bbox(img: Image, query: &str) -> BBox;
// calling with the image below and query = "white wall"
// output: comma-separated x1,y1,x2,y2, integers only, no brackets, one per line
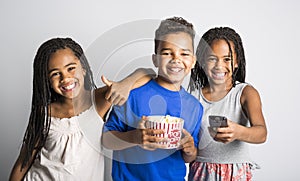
1,0,299,180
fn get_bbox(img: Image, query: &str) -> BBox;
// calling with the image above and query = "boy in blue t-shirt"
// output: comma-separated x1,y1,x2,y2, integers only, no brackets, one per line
103,17,203,181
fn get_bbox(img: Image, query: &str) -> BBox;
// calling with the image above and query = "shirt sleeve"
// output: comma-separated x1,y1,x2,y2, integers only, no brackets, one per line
103,105,127,132
191,102,203,148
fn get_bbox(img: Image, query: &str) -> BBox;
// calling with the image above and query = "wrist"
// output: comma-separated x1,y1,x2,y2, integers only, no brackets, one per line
128,129,141,145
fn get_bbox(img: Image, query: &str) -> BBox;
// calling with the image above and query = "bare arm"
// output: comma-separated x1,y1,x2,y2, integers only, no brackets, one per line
94,68,155,119
9,146,37,181
102,130,140,150
102,68,155,105
102,118,165,150
238,85,267,143
213,85,267,144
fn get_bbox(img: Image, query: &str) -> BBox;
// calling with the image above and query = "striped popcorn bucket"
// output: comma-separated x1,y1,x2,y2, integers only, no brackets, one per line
146,115,184,149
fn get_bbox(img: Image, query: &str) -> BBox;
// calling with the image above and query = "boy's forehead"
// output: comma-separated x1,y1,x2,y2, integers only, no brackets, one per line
158,32,193,50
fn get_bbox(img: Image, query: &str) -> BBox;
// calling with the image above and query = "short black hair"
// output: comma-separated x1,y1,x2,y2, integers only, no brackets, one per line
154,16,195,54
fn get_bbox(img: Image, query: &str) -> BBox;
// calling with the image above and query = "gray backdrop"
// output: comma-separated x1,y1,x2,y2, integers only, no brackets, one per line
1,0,299,180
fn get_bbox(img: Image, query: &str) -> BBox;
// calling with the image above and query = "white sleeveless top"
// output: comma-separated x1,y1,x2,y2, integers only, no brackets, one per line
191,82,253,164
24,103,105,180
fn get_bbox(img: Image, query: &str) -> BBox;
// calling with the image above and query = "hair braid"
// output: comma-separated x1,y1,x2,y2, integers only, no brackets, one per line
189,27,246,92
20,37,96,170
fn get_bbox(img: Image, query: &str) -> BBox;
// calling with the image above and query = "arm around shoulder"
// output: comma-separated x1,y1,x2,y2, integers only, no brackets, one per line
99,68,156,106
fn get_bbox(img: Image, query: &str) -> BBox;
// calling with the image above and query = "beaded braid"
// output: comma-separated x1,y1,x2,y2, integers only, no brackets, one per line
20,37,96,170
189,27,246,92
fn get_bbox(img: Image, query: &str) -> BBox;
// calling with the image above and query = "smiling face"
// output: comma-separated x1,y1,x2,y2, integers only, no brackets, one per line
203,39,238,87
153,32,195,91
48,48,86,100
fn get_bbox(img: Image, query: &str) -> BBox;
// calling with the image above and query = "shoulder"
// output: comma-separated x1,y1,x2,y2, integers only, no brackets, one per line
94,87,112,119
132,79,153,91
94,87,108,106
181,88,204,111
240,84,261,105
182,88,201,102
129,80,155,98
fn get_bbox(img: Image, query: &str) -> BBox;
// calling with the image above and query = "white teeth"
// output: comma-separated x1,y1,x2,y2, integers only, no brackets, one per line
214,73,225,78
170,68,182,72
63,83,76,90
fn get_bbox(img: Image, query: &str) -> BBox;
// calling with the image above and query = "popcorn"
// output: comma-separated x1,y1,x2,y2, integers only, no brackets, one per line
146,115,184,149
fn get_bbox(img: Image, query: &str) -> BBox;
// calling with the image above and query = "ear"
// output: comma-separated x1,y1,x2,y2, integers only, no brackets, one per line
234,60,238,68
81,64,87,76
152,54,158,67
191,55,196,69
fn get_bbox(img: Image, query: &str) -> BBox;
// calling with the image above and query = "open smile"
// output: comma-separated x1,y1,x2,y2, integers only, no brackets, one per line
212,72,226,80
168,67,184,73
60,82,77,92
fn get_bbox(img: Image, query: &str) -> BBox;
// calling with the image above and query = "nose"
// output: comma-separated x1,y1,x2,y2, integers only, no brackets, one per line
60,71,72,83
170,53,182,64
215,60,225,69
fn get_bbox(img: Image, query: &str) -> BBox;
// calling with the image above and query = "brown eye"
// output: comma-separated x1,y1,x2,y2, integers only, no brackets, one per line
224,58,232,62
161,52,172,56
181,53,190,56
207,57,217,62
68,67,76,71
49,72,60,78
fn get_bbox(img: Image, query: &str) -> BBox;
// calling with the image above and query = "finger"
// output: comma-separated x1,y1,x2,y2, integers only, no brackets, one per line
149,142,168,149
101,75,112,87
142,116,149,121
113,97,122,106
139,144,156,151
117,97,127,106
101,75,113,100
112,95,126,106
180,133,193,145
143,142,168,150
109,92,119,104
108,91,122,105
182,129,190,137
147,129,165,135
111,94,122,105
138,117,147,129
146,135,168,143
208,127,217,138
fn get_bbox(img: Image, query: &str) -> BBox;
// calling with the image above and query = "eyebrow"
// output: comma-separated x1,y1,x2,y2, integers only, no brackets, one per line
48,62,77,74
207,54,231,58
160,48,192,52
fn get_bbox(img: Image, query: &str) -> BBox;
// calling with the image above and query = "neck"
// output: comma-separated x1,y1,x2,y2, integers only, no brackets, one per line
56,89,92,115
155,77,181,91
208,78,233,92
202,80,233,101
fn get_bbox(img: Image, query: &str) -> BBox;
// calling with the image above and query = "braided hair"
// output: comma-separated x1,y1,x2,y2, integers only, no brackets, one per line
20,37,96,169
189,27,246,92
154,16,195,54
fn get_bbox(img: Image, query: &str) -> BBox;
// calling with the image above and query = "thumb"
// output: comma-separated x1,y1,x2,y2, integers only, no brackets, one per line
138,116,148,129
101,75,112,87
182,129,190,137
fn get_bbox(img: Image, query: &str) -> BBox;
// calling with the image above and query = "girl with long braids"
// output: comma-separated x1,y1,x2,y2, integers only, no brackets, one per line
9,37,154,181
188,27,267,180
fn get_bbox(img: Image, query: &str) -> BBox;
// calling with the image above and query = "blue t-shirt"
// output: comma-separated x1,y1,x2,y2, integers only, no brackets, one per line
104,79,203,181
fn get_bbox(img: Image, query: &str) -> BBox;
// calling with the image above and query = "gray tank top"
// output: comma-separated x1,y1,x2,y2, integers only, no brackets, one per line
191,82,253,164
